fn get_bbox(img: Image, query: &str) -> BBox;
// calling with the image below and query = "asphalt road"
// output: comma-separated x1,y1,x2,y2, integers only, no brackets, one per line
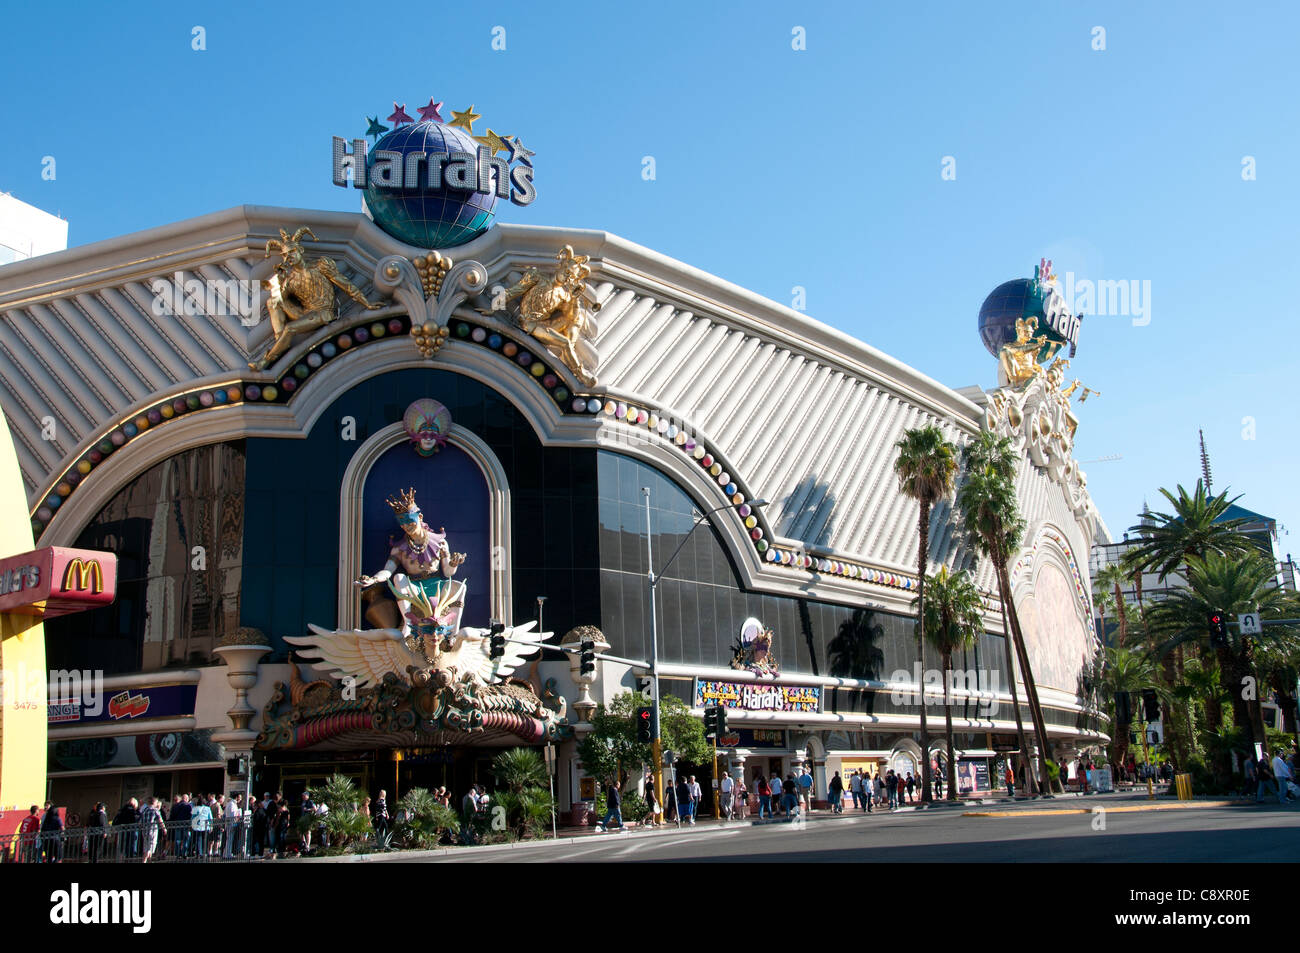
414,803,1300,863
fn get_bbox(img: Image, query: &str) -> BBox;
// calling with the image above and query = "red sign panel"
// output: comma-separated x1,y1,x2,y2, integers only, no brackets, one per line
0,547,117,617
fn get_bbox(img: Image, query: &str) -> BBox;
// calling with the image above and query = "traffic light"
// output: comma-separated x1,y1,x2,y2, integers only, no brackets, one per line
636,706,654,743
579,639,595,676
715,704,728,736
1141,688,1160,723
1115,690,1131,725
489,620,506,659
703,704,720,740
226,757,246,778
1208,610,1229,648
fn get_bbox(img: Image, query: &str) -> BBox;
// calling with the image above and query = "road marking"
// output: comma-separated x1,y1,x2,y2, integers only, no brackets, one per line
613,830,741,856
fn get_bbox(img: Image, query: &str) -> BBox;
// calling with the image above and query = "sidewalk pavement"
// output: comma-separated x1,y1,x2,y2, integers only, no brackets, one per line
300,790,1269,861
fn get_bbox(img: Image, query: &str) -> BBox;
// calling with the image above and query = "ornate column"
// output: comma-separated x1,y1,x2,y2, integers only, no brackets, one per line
565,624,609,727
211,627,272,792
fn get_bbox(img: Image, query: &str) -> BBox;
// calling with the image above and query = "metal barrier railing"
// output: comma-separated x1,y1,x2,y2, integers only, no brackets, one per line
0,818,256,864
1174,773,1194,800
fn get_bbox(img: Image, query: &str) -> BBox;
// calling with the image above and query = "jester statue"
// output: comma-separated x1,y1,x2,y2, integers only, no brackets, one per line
497,245,602,386
249,226,384,371
356,487,467,654
283,487,565,744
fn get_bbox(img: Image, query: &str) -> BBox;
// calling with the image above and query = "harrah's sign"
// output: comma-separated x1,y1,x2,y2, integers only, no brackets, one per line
331,137,536,206
0,546,117,617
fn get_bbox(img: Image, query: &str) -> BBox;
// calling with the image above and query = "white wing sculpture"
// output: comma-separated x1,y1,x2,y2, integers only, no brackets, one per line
284,620,552,689
284,626,423,689
448,620,551,685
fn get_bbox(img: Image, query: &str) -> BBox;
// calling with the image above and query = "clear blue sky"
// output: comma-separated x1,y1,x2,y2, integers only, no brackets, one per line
3,1,1297,554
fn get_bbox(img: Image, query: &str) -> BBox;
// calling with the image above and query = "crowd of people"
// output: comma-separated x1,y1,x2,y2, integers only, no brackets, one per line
826,767,928,812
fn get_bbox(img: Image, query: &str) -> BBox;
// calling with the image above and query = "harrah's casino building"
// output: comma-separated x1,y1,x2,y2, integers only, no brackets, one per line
0,104,1105,818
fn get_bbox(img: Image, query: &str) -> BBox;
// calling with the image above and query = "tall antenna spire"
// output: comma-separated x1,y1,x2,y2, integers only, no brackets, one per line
1199,429,1213,494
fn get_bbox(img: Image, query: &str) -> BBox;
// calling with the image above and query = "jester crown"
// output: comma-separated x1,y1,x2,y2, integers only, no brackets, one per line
387,487,421,523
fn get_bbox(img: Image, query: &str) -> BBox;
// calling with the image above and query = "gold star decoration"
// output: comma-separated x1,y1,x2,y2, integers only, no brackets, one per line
473,128,510,154
448,105,481,134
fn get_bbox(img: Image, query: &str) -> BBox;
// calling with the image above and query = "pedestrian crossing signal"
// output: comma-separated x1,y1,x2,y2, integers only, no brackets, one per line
489,620,506,659
580,639,595,676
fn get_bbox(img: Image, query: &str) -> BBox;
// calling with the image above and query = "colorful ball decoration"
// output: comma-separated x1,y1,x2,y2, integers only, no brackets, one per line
76,460,92,475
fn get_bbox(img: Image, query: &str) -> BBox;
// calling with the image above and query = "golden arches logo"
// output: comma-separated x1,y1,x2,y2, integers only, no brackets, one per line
62,558,103,594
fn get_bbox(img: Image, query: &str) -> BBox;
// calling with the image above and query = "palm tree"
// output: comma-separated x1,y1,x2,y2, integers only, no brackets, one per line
1143,551,1299,754
1125,480,1255,582
956,431,1054,795
894,425,959,803
915,566,984,799
492,747,549,794
1094,563,1130,646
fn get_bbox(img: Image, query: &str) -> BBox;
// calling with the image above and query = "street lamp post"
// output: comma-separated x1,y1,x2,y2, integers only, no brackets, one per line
642,487,768,821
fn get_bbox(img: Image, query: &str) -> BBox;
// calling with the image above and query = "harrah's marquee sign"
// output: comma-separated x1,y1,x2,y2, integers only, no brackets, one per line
331,136,536,206
0,546,117,618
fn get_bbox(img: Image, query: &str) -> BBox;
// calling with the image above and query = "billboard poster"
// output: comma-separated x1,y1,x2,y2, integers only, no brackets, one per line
956,759,991,792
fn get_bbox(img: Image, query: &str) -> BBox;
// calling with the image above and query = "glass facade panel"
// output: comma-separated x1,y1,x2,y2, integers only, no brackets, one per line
45,441,247,675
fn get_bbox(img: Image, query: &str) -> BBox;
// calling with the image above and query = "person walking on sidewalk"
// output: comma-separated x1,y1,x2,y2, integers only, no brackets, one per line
829,772,844,813
597,778,623,832
770,774,784,817
798,767,813,813
736,777,748,819
756,774,771,818
372,789,391,849
676,776,693,825
849,771,862,811
1272,750,1294,804
905,773,915,804
1004,764,1016,798
719,773,735,820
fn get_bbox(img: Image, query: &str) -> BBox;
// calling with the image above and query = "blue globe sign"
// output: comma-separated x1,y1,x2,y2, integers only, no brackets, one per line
978,269,1081,362
332,111,535,250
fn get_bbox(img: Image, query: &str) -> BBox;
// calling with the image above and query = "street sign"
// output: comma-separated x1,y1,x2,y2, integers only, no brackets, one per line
1239,612,1262,635
543,743,556,777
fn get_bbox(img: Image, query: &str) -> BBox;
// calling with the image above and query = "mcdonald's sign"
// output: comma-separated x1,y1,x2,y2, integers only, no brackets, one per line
0,547,116,617
61,557,105,595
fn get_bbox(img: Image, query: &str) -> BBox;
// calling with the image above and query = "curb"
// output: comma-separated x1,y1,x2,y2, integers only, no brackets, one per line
963,800,1241,818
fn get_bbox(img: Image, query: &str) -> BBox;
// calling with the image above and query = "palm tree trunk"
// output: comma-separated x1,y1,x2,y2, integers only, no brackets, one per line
943,650,957,800
1113,583,1128,648
917,502,933,804
997,583,1035,794
998,555,1055,796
